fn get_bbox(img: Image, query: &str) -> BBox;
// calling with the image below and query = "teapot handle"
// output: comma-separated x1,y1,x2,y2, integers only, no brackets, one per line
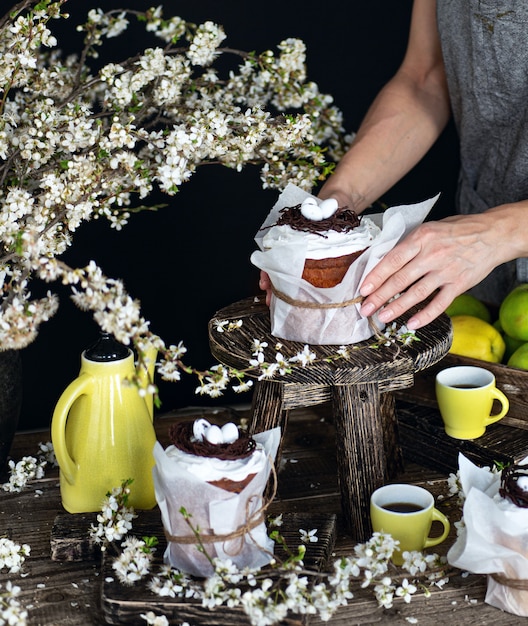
51,373,92,485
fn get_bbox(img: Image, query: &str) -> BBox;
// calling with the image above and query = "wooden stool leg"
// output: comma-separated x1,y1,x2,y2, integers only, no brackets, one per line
249,380,288,499
332,382,386,542
249,380,289,462
380,391,404,480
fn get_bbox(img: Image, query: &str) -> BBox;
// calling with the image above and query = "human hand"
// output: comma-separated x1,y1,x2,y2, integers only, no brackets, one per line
259,270,272,306
359,214,504,329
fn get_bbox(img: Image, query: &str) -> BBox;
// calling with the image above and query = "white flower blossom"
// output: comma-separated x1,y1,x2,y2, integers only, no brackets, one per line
112,536,155,585
232,379,254,393
37,441,57,467
0,581,28,625
2,456,46,493
89,480,137,549
251,339,268,354
395,578,417,603
289,345,316,366
0,538,30,574
299,528,318,544
140,611,169,626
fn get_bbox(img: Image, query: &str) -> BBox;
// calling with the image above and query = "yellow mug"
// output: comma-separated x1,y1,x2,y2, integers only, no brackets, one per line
370,483,450,566
435,365,509,439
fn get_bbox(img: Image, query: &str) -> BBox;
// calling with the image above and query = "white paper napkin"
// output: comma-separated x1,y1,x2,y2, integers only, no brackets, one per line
448,453,528,616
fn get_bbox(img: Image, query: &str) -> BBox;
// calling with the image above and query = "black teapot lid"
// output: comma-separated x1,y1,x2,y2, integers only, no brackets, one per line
84,332,130,362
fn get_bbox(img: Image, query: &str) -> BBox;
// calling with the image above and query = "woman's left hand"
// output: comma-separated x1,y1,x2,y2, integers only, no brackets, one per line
359,213,510,329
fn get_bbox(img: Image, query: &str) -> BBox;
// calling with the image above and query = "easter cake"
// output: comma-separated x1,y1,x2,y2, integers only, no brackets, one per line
166,419,267,493
261,197,381,288
499,462,528,508
251,183,436,344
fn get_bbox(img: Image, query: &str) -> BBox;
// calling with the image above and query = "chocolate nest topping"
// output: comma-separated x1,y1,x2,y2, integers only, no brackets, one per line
499,463,528,508
267,203,362,237
168,421,256,461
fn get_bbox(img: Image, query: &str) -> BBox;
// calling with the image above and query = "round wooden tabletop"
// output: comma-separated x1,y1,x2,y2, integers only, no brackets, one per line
208,296,453,388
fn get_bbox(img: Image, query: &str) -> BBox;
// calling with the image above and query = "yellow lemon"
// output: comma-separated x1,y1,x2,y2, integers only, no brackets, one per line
445,293,491,323
449,315,505,363
499,283,528,341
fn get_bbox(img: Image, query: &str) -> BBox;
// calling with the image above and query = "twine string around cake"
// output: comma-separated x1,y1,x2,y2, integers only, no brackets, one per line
163,455,278,556
270,284,388,342
490,572,528,590
270,284,364,310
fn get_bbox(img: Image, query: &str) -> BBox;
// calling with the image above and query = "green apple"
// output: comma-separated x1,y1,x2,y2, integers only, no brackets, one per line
446,293,491,323
507,343,528,370
503,334,526,362
494,319,526,362
499,283,528,341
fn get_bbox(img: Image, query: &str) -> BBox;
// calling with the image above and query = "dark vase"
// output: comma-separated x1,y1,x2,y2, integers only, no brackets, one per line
0,350,22,474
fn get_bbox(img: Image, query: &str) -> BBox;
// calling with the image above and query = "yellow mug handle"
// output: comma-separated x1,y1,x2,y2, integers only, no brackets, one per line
485,388,509,426
424,507,450,548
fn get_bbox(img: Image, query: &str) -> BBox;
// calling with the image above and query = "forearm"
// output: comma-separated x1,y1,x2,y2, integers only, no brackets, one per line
476,201,528,264
320,0,451,212
321,76,450,211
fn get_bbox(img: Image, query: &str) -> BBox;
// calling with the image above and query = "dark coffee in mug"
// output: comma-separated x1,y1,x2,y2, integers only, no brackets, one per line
382,502,424,513
451,383,481,389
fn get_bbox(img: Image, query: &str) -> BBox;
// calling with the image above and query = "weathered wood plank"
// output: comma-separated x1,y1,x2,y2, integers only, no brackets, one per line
16,558,103,625
51,513,99,562
397,400,528,474
307,573,491,626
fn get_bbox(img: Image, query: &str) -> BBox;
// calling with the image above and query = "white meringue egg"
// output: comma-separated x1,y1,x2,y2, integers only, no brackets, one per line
518,475,528,492
301,197,324,221
193,418,211,441
205,424,223,445
221,422,239,444
319,197,338,219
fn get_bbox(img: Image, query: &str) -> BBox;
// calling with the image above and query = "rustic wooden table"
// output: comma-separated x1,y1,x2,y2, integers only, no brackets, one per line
0,404,525,625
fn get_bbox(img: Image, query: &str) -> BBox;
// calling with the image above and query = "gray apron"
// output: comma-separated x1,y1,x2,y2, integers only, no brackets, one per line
436,0,528,304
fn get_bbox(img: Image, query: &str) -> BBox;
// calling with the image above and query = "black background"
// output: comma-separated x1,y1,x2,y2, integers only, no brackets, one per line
18,0,459,430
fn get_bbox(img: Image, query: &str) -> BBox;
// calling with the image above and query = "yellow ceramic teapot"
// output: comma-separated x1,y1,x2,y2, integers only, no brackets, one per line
51,333,158,513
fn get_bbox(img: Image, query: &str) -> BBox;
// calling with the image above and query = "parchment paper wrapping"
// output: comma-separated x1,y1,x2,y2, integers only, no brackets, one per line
250,183,439,345
152,427,281,578
447,453,528,616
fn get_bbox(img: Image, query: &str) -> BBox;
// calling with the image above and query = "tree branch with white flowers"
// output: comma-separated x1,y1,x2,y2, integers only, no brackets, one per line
0,0,356,397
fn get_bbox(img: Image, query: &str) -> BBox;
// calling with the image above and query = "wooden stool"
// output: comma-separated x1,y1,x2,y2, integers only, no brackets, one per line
208,296,452,541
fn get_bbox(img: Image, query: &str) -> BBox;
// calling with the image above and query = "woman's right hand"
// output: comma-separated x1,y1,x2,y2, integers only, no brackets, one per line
259,270,272,306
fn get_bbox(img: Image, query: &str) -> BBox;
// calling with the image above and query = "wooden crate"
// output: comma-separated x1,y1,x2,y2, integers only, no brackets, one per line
100,511,337,626
51,509,337,625
396,353,528,473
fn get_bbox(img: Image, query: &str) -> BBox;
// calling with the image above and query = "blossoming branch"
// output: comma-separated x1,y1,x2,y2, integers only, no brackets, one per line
90,481,451,626
0,0,350,397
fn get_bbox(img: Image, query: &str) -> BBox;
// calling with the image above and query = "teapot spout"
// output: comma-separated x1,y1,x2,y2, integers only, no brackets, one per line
137,343,158,420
